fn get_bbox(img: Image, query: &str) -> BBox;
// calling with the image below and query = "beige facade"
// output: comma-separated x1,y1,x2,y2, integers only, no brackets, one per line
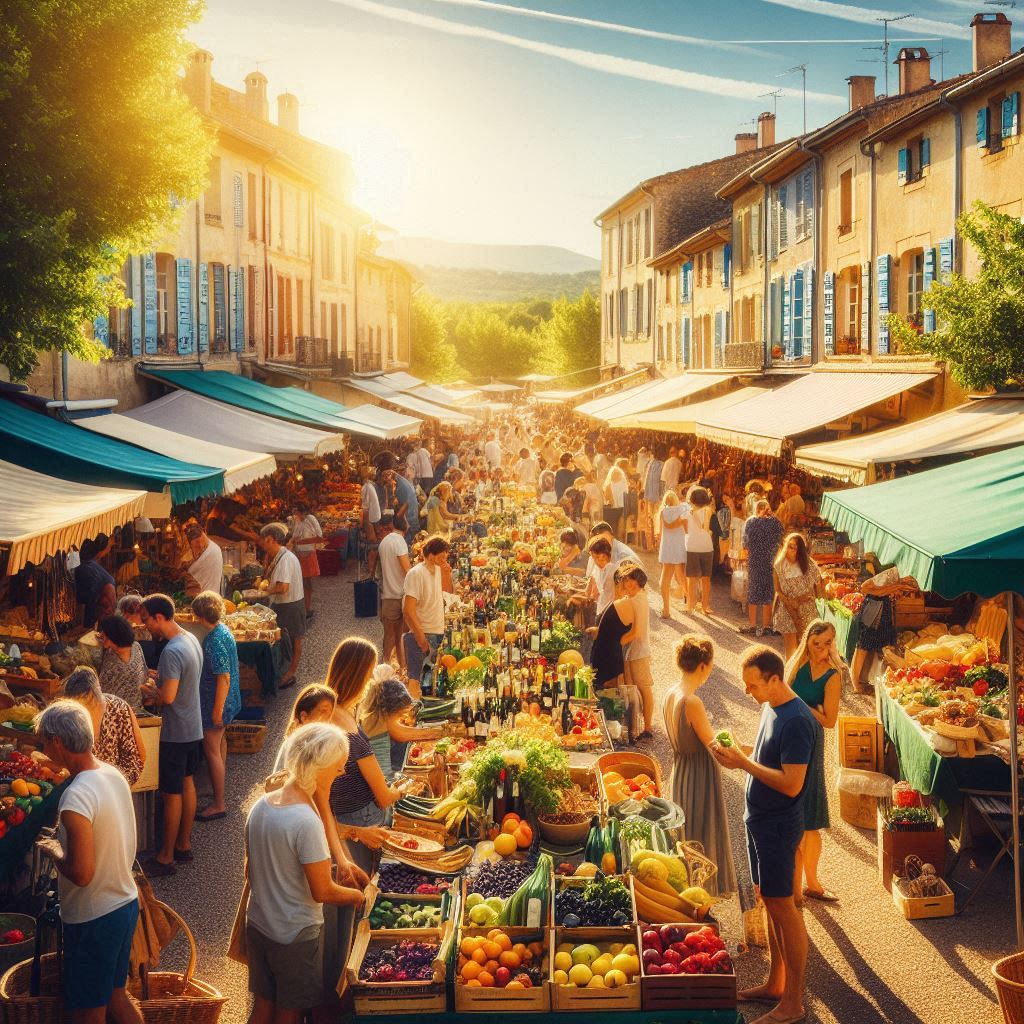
356,253,414,372
728,182,767,368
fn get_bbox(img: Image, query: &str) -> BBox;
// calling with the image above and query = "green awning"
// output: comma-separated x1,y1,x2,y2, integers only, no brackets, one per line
819,444,1024,598
0,401,224,508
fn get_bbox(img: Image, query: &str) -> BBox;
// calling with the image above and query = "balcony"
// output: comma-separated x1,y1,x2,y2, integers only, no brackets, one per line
356,346,383,373
295,336,332,367
721,342,763,369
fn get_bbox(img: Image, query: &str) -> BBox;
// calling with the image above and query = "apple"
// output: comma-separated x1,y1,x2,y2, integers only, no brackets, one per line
642,948,663,967
495,967,511,987
646,963,663,976
660,962,680,975
662,949,682,966
642,930,663,952
670,942,690,956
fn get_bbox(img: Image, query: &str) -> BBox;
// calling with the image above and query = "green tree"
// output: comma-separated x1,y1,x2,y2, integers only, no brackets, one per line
542,290,601,375
409,294,458,381
887,201,1024,392
0,0,211,379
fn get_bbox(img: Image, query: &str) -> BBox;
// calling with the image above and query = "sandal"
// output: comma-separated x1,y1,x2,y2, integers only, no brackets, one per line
803,887,839,902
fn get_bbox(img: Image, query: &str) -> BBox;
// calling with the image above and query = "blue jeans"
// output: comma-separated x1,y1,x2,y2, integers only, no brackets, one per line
402,631,442,684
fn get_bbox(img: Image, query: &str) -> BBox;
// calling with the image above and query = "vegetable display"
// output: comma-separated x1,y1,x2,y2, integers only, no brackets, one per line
368,898,443,930
555,873,633,927
498,853,553,926
377,863,455,894
359,940,438,982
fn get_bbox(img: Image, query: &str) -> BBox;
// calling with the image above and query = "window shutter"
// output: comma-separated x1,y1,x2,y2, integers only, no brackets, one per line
938,236,954,279
176,257,193,355
823,271,835,355
198,261,209,353
1003,92,1021,139
93,312,109,347
233,267,246,352
804,265,814,347
923,247,937,334
129,255,143,357
646,279,653,336
233,174,243,228
713,310,724,367
754,294,763,348
627,287,635,335
860,260,871,351
723,244,732,288
779,185,789,249
753,202,762,258
782,275,792,356
683,317,692,366
803,170,814,238
920,137,931,169
213,264,227,345
977,107,989,148
876,254,891,355
143,253,158,354
770,194,779,258
792,268,805,359
897,147,909,184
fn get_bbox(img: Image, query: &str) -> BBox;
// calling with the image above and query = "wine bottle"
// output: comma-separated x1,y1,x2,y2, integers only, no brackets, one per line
420,656,434,698
541,673,553,713
494,769,508,823
561,695,573,736
475,700,488,743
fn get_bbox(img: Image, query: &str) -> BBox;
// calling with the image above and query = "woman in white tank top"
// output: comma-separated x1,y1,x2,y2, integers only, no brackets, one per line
683,486,716,616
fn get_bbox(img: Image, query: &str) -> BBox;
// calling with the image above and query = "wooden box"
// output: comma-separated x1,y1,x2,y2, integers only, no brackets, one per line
462,874,551,930
549,927,642,1012
839,789,878,830
636,923,736,1011
894,595,927,629
238,662,264,708
454,926,550,1012
131,716,162,793
553,875,636,933
838,715,884,771
892,877,955,920
877,805,947,892
363,882,449,934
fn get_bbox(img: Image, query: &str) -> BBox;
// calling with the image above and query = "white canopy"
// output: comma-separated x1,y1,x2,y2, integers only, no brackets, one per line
77,414,277,493
535,368,650,405
410,384,482,406
376,371,424,392
120,391,345,460
795,396,1024,484
578,373,731,422
334,404,422,438
608,387,770,432
476,382,522,394
0,460,146,575
344,380,478,424
696,371,937,457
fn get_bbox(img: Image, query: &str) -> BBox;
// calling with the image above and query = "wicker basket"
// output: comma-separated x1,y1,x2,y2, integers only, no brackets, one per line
994,952,1024,1024
0,953,67,1024
225,722,266,754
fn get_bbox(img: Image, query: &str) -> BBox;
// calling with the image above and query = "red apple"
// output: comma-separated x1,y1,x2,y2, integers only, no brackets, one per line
670,941,690,956
642,948,663,967
659,924,681,946
646,963,662,976
495,967,511,987
662,949,682,966
642,930,663,952
660,962,681,975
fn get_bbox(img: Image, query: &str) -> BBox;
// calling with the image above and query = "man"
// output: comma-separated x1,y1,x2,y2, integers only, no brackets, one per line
415,440,434,493
377,514,411,667
661,445,682,495
778,483,806,528
484,431,503,470
402,535,450,684
258,524,305,689
183,522,223,597
587,520,639,571
139,593,204,876
513,447,540,491
712,646,816,1024
554,452,582,501
360,466,382,578
584,536,616,617
36,701,142,1024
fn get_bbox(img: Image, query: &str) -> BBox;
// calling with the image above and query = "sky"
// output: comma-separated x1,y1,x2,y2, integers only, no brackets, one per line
192,0,1017,256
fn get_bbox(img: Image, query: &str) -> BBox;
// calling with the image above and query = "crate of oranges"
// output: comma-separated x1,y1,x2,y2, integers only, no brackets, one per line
454,927,550,1011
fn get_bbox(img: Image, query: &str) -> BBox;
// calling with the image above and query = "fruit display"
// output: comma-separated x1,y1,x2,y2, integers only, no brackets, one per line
559,705,608,750
465,892,510,928
406,736,476,767
555,873,634,927
358,939,440,982
498,854,552,926
457,929,547,990
602,769,658,804
367,897,444,931
538,782,600,828
1,929,26,945
383,840,474,874
551,939,640,989
376,862,456,894
629,848,721,923
492,813,534,855
641,924,733,976
467,853,537,899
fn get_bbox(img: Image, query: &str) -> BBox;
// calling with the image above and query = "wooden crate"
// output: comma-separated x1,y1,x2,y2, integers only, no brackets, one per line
877,804,947,893
131,716,162,793
549,927,642,1012
462,874,551,930
454,926,550,1012
838,715,884,771
894,595,927,629
553,875,636,934
636,922,736,1010
238,662,264,708
363,883,448,934
839,789,878,830
892,877,955,920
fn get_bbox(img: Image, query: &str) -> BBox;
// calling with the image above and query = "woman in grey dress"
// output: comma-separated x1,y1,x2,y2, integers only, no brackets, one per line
663,635,738,895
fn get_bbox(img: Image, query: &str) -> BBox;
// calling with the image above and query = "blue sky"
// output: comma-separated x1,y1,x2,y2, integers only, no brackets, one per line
193,0,1014,255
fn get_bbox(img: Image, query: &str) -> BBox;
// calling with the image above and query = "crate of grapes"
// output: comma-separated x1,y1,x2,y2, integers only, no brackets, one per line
373,860,461,900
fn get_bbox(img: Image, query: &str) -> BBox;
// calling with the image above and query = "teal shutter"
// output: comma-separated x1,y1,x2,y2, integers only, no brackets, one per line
920,137,930,169
213,264,227,347
176,258,193,355
235,267,245,351
129,255,143,357
823,271,835,355
792,268,805,359
93,312,109,347
939,237,954,279
782,275,792,356
804,266,813,354
897,147,908,184
877,254,891,355
722,244,732,288
923,248,936,333
1003,92,1020,138
198,262,209,353
143,253,158,354
860,261,871,351
977,107,989,148
713,311,724,367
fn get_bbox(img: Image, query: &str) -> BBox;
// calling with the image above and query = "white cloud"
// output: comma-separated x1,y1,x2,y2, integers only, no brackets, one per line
758,0,970,39
326,0,845,102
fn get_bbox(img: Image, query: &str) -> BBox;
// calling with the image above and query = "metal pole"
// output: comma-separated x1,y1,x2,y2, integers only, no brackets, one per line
1008,591,1022,948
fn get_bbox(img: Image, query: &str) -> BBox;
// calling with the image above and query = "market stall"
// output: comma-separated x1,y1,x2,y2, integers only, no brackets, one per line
577,374,732,423
606,387,767,434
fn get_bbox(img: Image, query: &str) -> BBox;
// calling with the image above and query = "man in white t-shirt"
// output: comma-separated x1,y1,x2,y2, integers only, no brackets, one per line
584,536,617,617
258,523,306,689
661,446,682,495
183,522,223,596
35,701,139,1021
484,432,503,470
402,534,450,683
514,447,540,490
415,442,434,492
377,515,411,666
361,468,382,578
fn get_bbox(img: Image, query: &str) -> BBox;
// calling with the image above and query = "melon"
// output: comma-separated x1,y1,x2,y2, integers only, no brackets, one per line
455,655,483,673
558,650,584,668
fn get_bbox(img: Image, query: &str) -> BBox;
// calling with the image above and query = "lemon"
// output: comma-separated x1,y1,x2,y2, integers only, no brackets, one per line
568,964,593,988
553,970,569,985
554,952,573,973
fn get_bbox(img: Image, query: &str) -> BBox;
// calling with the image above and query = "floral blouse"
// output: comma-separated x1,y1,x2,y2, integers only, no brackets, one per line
96,693,143,787
99,643,147,712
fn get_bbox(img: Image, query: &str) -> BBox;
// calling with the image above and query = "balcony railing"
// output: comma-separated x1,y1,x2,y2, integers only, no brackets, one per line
295,336,332,367
721,341,763,369
356,346,382,373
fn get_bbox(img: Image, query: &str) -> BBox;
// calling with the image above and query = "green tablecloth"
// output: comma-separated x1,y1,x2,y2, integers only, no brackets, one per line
816,598,859,662
0,782,66,884
237,639,286,697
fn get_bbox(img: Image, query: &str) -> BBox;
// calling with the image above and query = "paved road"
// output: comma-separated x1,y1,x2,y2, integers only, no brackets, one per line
147,560,1010,1024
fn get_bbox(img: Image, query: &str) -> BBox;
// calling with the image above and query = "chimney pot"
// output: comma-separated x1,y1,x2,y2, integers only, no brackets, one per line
895,47,932,95
244,71,269,121
735,132,757,154
971,12,1012,72
847,75,876,111
184,48,213,115
757,111,776,149
278,92,299,133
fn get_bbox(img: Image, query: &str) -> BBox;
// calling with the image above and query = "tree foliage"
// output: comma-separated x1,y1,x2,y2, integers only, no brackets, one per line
0,0,212,379
887,202,1024,392
409,294,458,381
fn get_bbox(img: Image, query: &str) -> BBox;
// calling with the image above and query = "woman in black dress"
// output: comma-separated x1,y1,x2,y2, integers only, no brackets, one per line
850,560,913,693
589,563,645,688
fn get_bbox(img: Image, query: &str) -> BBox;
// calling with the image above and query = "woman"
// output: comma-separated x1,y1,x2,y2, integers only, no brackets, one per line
116,594,145,625
424,482,458,535
63,667,145,787
273,685,339,772
743,480,767,519
558,529,588,577
244,723,365,1024
684,486,716,616
359,665,444,777
786,620,842,903
619,564,654,740
663,635,737,896
657,490,687,620
773,533,824,659
289,503,323,618
75,535,116,629
602,459,629,539
539,470,558,506
850,563,908,694
97,614,147,711
192,591,242,822
259,523,305,689
588,564,639,690
741,499,784,637
581,470,604,527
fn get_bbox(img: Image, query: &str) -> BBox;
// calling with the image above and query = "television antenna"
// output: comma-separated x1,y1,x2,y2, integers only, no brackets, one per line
933,45,950,81
779,64,807,133
984,2,1016,8
876,14,912,94
759,88,783,118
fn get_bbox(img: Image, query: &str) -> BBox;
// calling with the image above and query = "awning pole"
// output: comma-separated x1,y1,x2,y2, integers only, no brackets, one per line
1008,591,1022,949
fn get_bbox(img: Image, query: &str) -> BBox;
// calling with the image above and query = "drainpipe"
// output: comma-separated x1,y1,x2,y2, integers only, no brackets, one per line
859,137,877,353
797,139,823,365
749,169,771,371
61,350,70,403
938,93,964,272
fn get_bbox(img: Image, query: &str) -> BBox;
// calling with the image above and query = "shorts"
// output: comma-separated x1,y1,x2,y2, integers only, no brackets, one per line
685,550,713,578
159,739,203,795
745,812,804,899
63,899,139,1009
379,597,404,623
274,598,307,640
246,923,324,1011
624,657,653,688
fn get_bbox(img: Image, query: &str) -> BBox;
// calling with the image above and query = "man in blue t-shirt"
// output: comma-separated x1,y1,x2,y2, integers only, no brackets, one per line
712,645,815,1024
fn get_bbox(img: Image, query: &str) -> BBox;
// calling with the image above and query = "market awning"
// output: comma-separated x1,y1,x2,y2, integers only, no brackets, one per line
819,444,1024,598
76,414,276,493
607,387,770,432
0,400,224,516
331,403,422,438
476,382,522,394
795,397,1024,484
579,373,732,422
0,460,146,575
375,372,424,392
344,380,478,424
695,371,936,456
410,384,482,407
534,368,650,405
120,391,344,460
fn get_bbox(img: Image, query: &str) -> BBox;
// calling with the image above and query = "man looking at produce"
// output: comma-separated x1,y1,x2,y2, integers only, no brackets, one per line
183,521,223,597
402,535,451,685
711,645,815,1024
377,515,411,668
35,701,141,1024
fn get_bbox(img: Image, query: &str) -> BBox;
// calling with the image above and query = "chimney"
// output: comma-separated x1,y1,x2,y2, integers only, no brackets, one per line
244,71,269,121
183,48,213,115
971,12,1012,72
896,47,932,95
847,75,876,111
757,111,776,149
735,132,757,154
278,92,299,133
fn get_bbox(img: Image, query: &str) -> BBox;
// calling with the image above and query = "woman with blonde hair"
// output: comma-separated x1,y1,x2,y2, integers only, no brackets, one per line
602,458,630,539
785,619,842,904
360,664,444,777
656,490,687,620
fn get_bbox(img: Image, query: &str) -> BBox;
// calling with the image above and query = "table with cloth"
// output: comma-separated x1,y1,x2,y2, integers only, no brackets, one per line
816,598,860,662
0,781,66,898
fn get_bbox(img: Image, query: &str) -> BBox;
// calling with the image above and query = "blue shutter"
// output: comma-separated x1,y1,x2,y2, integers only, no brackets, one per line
860,261,871,351
977,107,989,148
197,262,209,353
804,170,814,238
93,312,109,347
897,147,909,184
722,244,732,288
713,311,724,368
938,237,954,279
823,271,835,356
923,248,936,334
143,253,158,355
877,254,891,355
782,275,792,357
176,258,193,355
213,264,227,346
129,255,143,357
235,267,246,352
919,137,931,170
1003,92,1020,138
792,268,805,359
804,266,813,353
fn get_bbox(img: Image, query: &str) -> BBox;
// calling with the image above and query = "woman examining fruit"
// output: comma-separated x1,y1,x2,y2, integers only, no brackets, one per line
662,635,737,895
359,664,444,777
786,619,842,904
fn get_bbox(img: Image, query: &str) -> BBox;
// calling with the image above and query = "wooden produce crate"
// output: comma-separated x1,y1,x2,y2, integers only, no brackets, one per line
454,926,550,1012
363,882,449,934
838,714,884,771
131,716,162,793
0,672,62,702
461,873,551,930
839,788,879,830
552,875,636,935
238,662,264,708
877,803,947,893
549,927,642,1012
345,920,449,1015
636,923,737,1012
892,877,955,920
894,595,927,630
371,861,461,901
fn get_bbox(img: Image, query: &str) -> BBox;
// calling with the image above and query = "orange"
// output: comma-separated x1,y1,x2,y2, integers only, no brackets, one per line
520,947,534,962
460,937,480,956
512,943,528,959
440,654,457,671
501,818,519,836
487,929,502,940
493,833,517,857
477,971,495,988
506,981,525,990
528,941,544,958
515,824,533,849
495,933,513,952
471,947,487,965
458,955,468,970
464,979,482,988
461,961,482,981
482,941,502,960
502,812,521,825
499,951,521,969
484,959,500,975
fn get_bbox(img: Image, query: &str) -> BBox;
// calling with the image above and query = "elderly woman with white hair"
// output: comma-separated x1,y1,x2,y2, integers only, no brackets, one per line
259,522,305,690
244,723,365,1024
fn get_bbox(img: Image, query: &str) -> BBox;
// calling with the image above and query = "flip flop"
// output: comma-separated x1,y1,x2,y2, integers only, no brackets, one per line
803,887,839,902
752,1013,806,1024
196,810,227,822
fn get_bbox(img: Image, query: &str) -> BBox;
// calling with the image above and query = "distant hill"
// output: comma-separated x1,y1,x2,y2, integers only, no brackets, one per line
379,237,600,275
411,265,600,303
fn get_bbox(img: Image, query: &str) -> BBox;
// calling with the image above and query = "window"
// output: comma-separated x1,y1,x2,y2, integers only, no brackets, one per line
645,280,653,337
904,248,925,322
837,265,861,352
625,221,633,265
296,279,304,336
320,223,335,280
619,288,627,333
986,95,1005,153
248,173,258,240
899,136,930,184
644,208,652,260
210,263,227,352
340,234,349,283
839,169,853,234
330,303,338,351
634,216,641,263
205,157,222,225
155,253,176,349
794,169,813,241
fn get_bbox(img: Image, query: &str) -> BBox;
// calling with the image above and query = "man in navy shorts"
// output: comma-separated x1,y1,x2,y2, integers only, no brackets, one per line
712,645,815,1024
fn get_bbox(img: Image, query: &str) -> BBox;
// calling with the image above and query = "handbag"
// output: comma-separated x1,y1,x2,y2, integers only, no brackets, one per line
226,878,250,965
353,576,379,618
860,594,885,630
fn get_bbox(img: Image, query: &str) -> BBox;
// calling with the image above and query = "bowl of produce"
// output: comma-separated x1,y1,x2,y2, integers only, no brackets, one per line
0,914,34,974
538,782,600,845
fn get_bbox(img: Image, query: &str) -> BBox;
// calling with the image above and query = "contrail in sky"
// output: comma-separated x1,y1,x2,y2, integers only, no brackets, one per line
758,0,969,39
327,0,845,102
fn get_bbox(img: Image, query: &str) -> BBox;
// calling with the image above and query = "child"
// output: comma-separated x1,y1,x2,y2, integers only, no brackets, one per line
273,684,337,771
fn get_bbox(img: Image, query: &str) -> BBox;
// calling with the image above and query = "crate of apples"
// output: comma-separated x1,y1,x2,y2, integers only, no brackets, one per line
640,924,737,1011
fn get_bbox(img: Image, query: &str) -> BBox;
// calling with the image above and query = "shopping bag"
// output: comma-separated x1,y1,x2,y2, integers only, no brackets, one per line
353,577,379,618
226,878,250,965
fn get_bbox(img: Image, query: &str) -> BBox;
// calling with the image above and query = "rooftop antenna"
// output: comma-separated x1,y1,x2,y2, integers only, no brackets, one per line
759,88,783,118
933,45,950,80
779,64,807,133
984,1,1016,8
876,14,912,95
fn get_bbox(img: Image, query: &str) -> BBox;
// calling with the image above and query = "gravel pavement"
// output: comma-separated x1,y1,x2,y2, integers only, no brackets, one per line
146,558,1010,1024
